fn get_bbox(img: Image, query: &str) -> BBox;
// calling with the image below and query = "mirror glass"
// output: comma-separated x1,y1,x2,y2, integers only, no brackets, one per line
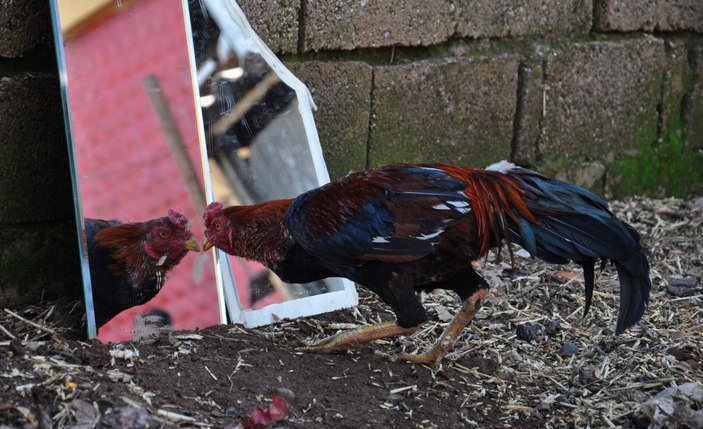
187,0,357,327
50,0,226,341
51,0,358,337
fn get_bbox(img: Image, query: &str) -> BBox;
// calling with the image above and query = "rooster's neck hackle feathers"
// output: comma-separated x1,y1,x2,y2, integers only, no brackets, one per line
222,199,295,267
222,198,292,221
92,222,155,285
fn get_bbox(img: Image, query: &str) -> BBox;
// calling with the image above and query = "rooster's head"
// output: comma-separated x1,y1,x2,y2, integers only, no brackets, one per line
142,209,200,268
202,202,231,253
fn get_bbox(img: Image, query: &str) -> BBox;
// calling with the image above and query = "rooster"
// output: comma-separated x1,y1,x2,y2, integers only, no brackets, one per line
202,162,651,364
85,209,200,330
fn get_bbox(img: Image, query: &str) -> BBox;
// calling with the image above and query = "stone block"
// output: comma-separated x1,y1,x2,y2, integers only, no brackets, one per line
540,37,666,159
0,0,52,57
288,61,373,179
0,221,82,308
455,0,592,39
369,56,519,168
594,0,658,31
594,0,703,33
302,0,455,52
238,0,300,54
660,1,703,33
0,73,74,223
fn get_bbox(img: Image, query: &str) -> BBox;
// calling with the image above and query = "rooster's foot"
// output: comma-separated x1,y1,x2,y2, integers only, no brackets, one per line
299,321,418,353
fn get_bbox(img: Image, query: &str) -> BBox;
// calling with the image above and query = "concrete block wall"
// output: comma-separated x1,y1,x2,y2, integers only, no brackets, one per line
240,0,703,197
1,1,81,306
1,1,702,304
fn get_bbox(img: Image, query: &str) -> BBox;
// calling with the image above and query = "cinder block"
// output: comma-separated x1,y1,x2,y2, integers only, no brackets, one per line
0,221,82,308
0,0,52,57
288,61,373,179
239,0,300,54
369,57,519,168
594,0,703,33
539,37,666,159
455,0,592,39
302,0,455,52
0,73,74,223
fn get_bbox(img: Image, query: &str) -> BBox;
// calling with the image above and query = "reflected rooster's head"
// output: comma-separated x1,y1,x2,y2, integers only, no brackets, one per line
142,209,200,266
94,209,199,284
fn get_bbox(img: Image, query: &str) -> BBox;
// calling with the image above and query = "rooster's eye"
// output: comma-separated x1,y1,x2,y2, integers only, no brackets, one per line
159,231,168,238
214,223,221,231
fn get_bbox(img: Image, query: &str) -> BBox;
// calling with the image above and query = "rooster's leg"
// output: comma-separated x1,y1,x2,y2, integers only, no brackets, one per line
300,321,419,353
398,288,487,366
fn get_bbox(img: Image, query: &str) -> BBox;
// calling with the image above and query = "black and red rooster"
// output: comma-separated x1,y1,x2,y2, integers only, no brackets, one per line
202,162,651,364
85,209,200,330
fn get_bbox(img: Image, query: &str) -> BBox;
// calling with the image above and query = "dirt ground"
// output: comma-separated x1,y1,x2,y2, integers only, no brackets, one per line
1,196,702,428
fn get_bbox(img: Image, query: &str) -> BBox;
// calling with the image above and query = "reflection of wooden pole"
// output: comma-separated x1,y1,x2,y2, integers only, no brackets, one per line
211,71,280,137
209,159,253,206
268,272,293,301
143,75,206,212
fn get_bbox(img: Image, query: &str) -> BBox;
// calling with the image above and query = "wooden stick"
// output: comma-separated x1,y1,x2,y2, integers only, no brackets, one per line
0,323,16,340
4,309,56,336
143,75,207,212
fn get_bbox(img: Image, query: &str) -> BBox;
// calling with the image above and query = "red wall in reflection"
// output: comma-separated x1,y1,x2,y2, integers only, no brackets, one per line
65,0,220,342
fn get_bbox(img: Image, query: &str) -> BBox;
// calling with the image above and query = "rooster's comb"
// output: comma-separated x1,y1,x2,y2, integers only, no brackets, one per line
203,202,224,224
167,209,190,229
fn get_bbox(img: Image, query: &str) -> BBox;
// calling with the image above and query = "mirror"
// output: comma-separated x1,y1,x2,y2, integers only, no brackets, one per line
50,0,226,341
50,0,358,337
187,0,357,327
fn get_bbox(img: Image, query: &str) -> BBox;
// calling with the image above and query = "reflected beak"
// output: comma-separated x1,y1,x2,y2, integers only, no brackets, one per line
185,238,200,252
202,237,214,251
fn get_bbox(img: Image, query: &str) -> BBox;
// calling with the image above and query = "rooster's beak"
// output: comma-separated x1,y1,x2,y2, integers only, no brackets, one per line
202,237,213,251
185,238,200,252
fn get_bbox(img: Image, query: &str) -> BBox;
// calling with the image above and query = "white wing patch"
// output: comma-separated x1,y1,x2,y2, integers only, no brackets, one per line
372,236,391,243
415,228,445,240
448,200,469,208
432,200,472,214
447,200,471,214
